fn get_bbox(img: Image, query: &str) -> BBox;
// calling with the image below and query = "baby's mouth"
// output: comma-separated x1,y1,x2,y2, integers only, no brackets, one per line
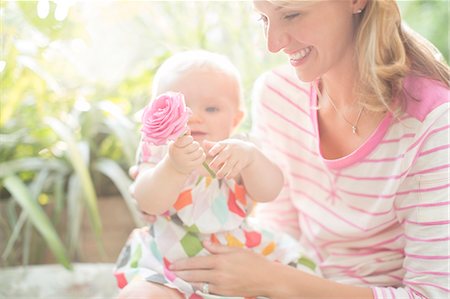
190,131,207,139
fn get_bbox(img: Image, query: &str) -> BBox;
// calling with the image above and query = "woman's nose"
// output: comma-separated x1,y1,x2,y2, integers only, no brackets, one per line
266,22,289,53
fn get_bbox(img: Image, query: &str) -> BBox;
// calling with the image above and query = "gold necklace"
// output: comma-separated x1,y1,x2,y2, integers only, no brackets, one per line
324,90,364,135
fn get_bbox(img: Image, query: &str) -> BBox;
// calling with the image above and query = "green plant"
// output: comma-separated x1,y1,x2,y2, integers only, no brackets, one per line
0,100,144,268
399,0,449,62
0,2,153,267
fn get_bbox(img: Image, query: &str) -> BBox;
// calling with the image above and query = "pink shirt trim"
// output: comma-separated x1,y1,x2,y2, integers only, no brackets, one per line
309,86,394,170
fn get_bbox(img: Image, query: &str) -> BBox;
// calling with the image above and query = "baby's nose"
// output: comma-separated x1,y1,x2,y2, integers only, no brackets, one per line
188,113,203,124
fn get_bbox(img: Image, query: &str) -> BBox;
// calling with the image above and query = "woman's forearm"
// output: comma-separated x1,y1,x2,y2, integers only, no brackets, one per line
258,261,373,299
134,156,189,215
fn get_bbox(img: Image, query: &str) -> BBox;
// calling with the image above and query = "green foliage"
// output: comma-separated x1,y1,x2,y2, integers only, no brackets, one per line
3,176,72,269
0,1,448,268
399,0,449,62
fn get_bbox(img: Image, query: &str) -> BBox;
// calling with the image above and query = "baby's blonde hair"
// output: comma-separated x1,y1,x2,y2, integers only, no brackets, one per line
152,50,243,108
355,0,449,113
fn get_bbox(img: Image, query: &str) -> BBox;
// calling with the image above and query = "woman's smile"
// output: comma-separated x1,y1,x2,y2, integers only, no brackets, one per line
289,46,313,67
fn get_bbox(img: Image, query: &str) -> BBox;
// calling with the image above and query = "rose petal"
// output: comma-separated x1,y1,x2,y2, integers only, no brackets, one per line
140,92,191,145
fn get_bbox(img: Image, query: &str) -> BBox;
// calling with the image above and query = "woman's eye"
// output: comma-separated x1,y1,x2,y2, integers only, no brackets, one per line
284,13,300,20
206,107,219,113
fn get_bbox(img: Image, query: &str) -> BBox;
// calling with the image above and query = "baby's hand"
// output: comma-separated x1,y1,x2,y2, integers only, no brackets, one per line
168,134,206,175
204,139,255,179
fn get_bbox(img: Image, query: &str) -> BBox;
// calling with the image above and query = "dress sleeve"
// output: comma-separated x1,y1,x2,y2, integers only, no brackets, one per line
373,104,450,298
136,137,168,166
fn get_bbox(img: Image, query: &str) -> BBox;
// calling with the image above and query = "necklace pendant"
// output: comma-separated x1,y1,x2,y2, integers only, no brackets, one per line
352,126,357,134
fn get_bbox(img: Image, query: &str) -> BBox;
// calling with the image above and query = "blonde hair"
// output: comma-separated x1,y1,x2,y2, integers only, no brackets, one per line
152,50,243,108
355,0,449,113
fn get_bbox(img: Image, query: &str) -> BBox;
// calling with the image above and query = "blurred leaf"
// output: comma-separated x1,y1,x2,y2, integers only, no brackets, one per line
2,211,27,262
399,1,449,61
3,175,72,270
94,158,143,227
16,1,77,40
52,174,65,225
0,157,69,178
66,174,83,259
98,101,138,165
45,117,103,239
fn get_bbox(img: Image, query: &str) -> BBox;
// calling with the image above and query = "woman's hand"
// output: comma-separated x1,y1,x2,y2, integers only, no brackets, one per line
170,241,272,298
169,134,206,175
204,139,255,180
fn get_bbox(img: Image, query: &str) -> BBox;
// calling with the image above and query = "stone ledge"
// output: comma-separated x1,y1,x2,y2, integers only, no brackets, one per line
0,263,119,298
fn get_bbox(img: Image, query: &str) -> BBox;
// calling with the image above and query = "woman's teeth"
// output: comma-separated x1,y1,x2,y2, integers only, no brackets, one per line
290,47,312,60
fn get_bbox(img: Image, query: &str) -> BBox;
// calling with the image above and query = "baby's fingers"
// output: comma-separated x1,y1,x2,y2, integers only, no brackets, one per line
209,147,231,170
174,134,194,147
224,160,245,179
207,142,227,157
188,146,206,162
216,158,239,179
184,141,202,155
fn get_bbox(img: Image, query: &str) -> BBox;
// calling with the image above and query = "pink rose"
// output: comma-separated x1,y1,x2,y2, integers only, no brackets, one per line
141,92,191,146
139,91,215,178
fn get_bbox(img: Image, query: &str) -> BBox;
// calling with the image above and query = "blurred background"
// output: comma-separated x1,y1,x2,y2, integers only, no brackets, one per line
0,0,448,297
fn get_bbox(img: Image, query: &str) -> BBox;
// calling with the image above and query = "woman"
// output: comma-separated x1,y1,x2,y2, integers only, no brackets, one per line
169,0,450,298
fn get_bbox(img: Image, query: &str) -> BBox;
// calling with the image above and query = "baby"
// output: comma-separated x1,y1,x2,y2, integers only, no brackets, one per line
114,50,319,299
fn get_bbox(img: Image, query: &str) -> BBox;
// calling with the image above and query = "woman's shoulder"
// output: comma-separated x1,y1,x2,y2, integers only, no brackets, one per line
403,75,449,122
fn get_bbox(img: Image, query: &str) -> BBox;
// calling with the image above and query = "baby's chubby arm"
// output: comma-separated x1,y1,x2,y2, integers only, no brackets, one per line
204,139,283,202
134,134,205,215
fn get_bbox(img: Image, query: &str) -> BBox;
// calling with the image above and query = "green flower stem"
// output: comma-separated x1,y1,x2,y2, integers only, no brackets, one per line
180,131,216,178
202,161,216,178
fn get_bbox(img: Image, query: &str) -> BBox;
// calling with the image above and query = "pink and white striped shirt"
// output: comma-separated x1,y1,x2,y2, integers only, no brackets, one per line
251,65,450,299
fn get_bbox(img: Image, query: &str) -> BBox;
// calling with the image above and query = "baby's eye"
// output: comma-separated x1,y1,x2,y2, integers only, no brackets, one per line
205,107,219,113
284,12,300,21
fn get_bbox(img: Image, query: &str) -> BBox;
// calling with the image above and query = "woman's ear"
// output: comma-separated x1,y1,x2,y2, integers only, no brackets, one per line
352,0,367,13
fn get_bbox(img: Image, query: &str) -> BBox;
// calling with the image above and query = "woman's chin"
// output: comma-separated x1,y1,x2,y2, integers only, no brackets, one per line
292,66,319,83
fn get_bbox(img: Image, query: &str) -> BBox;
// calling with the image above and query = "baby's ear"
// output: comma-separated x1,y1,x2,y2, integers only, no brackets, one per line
233,110,245,127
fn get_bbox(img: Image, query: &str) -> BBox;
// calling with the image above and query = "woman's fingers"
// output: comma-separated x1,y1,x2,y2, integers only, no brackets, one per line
171,242,234,271
170,254,215,271
173,269,214,283
203,240,234,254
171,243,259,297
191,282,217,295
